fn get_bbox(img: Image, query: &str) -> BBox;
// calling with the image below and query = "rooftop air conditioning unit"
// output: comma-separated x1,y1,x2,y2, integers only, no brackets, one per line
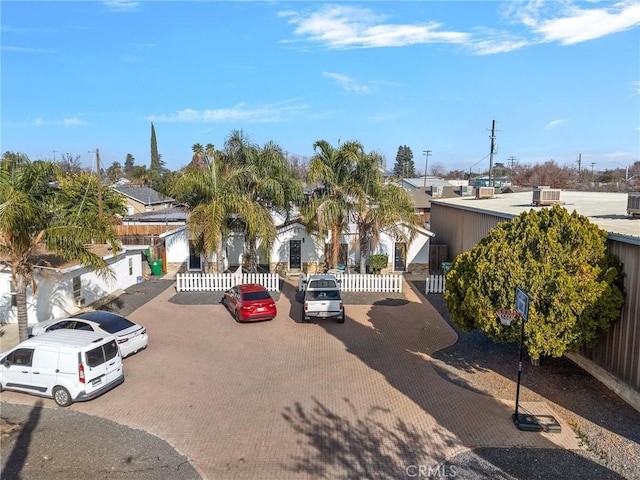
627,192,640,217
430,185,443,197
75,297,86,307
532,187,561,206
475,187,494,199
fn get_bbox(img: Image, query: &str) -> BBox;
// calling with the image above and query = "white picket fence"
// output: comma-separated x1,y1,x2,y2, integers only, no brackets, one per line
335,273,403,293
298,273,402,293
425,274,446,294
176,273,280,292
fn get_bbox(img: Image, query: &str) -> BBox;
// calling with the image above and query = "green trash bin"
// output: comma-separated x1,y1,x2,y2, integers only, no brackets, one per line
150,259,163,276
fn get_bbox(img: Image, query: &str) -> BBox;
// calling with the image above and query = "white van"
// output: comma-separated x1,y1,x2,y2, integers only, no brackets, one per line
0,330,125,407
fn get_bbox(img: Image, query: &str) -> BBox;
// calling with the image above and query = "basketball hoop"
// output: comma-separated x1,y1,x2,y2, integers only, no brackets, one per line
496,308,520,326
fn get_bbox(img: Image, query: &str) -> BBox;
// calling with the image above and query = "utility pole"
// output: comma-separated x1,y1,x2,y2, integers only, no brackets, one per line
422,150,432,187
52,150,58,162
590,162,596,175
488,119,497,188
577,153,582,174
507,156,516,183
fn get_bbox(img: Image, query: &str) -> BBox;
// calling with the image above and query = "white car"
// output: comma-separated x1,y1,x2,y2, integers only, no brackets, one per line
29,311,148,358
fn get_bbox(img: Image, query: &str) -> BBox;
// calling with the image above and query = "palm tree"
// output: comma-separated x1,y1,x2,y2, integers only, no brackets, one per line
0,153,121,342
352,150,418,273
222,131,303,272
171,145,254,273
303,140,366,269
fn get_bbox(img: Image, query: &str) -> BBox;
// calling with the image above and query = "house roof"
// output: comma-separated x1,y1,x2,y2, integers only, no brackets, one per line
398,177,454,189
0,244,118,273
431,190,640,245
122,206,189,223
112,185,175,205
409,186,461,209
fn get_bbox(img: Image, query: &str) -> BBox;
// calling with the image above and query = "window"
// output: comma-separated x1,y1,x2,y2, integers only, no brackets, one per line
73,322,93,331
8,348,34,366
8,280,16,308
47,320,75,332
72,277,82,300
85,346,105,368
128,257,134,276
103,340,119,361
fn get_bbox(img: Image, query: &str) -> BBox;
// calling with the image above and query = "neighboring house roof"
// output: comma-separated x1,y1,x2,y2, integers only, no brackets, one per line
0,244,119,273
409,186,461,209
112,185,175,206
398,177,454,189
122,206,189,223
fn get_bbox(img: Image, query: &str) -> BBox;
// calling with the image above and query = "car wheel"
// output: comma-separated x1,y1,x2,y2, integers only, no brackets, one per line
337,311,345,323
53,386,73,407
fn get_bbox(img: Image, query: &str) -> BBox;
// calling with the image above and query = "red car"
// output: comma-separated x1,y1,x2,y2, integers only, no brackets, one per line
222,284,277,322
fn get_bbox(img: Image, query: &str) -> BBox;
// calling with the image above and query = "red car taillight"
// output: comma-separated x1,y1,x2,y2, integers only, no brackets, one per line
304,302,308,311
79,363,85,384
117,337,129,344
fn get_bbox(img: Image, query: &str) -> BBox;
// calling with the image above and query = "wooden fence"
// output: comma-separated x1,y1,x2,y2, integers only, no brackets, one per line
176,273,280,292
425,274,446,294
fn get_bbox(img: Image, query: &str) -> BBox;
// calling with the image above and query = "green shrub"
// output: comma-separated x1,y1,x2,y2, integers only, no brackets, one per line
369,254,388,274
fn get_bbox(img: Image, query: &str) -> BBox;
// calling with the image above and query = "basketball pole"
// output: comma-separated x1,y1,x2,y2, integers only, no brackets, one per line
513,315,525,423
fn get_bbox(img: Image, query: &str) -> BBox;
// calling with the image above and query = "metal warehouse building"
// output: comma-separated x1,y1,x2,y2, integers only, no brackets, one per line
430,190,640,411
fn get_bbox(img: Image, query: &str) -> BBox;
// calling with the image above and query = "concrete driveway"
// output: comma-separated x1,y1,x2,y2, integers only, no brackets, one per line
1,278,580,479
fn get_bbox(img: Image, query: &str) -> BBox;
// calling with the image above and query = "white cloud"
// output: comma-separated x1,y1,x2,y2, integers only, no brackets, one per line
149,100,308,123
507,0,640,45
323,72,371,94
546,119,567,129
1,45,50,53
283,2,640,55
283,5,469,49
61,116,87,126
103,1,139,12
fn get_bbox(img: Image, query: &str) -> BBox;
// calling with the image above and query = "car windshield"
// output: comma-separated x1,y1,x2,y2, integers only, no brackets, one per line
98,316,136,333
243,291,272,301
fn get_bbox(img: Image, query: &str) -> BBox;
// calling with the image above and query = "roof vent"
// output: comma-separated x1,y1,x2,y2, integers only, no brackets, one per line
532,187,561,206
627,192,640,217
475,187,495,199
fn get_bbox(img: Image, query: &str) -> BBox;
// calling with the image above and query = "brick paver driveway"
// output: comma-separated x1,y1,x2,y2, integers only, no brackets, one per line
1,279,579,479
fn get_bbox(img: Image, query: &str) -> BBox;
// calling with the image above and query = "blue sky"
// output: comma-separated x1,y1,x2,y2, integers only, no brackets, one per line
2,1,639,175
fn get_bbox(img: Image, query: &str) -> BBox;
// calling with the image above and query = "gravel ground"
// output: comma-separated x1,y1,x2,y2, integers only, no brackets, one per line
412,282,640,480
0,402,200,480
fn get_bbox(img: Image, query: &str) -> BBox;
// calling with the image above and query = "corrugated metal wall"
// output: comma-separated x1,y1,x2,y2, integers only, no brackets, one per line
431,202,640,394
581,240,640,391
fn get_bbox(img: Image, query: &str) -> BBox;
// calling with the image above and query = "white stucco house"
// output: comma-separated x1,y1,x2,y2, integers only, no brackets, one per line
0,246,144,325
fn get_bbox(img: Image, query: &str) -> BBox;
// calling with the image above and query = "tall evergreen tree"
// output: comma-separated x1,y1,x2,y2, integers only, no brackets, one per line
392,145,415,178
149,122,164,175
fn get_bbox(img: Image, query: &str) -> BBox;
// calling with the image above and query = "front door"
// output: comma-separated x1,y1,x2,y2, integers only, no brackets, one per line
394,243,406,272
290,240,301,270
188,242,202,271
